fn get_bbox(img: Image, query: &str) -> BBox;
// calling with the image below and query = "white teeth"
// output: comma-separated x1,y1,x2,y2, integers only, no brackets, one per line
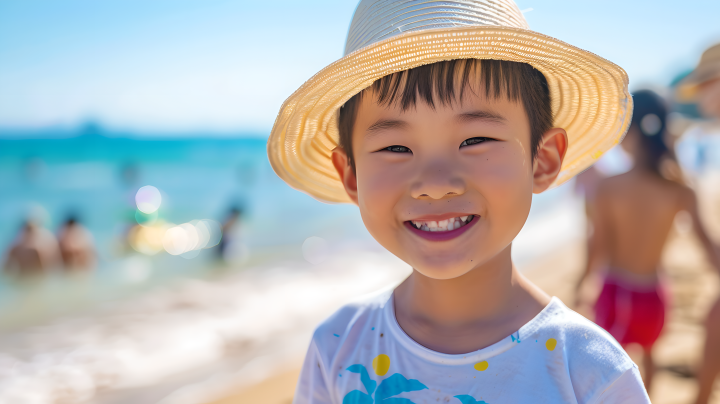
410,215,474,232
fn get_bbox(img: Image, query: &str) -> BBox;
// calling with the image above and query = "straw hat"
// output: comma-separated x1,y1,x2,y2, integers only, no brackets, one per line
677,43,720,102
267,0,631,203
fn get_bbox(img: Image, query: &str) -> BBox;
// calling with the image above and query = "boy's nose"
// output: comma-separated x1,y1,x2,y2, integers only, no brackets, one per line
410,166,466,200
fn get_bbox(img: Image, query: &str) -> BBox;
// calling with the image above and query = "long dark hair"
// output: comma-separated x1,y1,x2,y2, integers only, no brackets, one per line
630,90,682,181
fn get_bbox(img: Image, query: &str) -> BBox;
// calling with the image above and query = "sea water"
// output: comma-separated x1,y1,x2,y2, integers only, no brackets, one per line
0,130,371,326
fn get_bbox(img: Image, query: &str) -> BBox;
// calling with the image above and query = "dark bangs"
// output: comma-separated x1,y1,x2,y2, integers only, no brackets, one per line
338,59,553,171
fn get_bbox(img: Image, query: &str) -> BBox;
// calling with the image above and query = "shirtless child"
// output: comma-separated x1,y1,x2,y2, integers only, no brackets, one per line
575,90,720,391
57,216,96,271
269,0,651,402
4,220,61,277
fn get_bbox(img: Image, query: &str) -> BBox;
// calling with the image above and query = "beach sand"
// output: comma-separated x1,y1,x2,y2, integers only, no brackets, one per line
206,227,720,404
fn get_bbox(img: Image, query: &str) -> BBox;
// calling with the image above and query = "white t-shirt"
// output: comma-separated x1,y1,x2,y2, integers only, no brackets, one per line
294,289,650,404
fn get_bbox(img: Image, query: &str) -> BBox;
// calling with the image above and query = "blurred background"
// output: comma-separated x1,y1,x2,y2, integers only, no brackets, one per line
1,1,720,403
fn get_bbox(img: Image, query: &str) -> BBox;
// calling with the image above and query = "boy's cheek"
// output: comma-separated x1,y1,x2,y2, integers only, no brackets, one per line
356,158,414,198
356,167,399,200
468,151,534,197
471,156,534,231
355,168,406,233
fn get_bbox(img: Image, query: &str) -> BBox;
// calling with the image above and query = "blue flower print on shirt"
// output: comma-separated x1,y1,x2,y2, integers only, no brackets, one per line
342,364,427,404
454,395,489,404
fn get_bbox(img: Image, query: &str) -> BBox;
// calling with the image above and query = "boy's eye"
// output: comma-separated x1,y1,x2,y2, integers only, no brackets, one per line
460,137,492,147
381,145,412,153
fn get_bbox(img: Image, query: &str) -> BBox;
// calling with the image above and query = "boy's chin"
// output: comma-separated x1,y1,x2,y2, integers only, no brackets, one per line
409,256,479,280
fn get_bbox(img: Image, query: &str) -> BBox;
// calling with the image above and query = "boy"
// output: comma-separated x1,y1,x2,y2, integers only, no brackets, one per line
268,0,650,402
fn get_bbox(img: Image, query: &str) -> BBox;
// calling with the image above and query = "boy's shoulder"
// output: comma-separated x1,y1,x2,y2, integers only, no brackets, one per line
308,287,397,371
534,298,635,381
311,287,393,347
535,297,619,342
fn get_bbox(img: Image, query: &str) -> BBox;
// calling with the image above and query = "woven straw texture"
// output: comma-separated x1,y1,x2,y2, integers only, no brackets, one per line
268,0,632,203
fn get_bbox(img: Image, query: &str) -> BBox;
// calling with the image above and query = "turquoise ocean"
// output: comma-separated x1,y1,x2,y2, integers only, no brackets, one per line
0,128,369,328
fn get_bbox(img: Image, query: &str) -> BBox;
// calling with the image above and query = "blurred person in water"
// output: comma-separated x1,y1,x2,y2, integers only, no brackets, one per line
575,89,720,391
678,43,720,404
57,215,96,271
217,206,244,264
3,219,62,277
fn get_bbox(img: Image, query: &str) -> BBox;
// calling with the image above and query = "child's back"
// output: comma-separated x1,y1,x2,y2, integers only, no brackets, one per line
596,168,690,276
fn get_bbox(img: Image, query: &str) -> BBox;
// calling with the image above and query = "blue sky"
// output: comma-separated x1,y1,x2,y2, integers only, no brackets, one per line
1,0,719,134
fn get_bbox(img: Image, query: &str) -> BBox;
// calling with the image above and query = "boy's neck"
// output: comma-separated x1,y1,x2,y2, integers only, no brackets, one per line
393,245,550,354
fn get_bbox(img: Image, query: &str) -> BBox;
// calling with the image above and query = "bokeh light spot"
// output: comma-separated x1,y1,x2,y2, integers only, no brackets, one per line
163,226,188,255
302,236,328,265
135,185,162,214
160,219,223,258
202,220,222,248
179,223,199,251
128,223,167,255
640,113,662,136
192,220,211,249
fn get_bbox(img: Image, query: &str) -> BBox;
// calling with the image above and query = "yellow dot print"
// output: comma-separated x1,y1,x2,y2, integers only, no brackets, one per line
474,361,489,371
372,354,391,376
546,338,557,351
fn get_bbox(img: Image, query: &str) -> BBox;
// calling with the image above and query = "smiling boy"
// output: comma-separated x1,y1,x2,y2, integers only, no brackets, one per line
268,1,649,403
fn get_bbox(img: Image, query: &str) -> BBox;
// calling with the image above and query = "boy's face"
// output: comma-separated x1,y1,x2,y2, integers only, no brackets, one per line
333,87,566,280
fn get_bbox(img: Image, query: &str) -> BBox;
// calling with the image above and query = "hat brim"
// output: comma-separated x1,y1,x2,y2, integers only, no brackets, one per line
676,64,720,102
268,26,632,203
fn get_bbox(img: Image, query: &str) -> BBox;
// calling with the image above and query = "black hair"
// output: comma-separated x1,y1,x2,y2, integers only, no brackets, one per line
338,59,553,171
65,212,79,225
629,90,676,176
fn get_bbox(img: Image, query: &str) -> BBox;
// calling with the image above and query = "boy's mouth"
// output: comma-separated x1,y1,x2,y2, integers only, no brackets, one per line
408,215,474,232
404,215,477,241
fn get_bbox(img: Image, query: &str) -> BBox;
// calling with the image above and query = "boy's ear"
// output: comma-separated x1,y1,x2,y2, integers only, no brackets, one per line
331,147,359,205
532,128,568,194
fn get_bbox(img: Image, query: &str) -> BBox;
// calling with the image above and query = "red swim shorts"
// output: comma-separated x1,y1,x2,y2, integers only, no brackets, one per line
594,274,666,349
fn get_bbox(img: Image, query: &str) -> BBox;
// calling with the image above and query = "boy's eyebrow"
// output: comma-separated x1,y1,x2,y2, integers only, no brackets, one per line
456,110,507,124
365,119,409,136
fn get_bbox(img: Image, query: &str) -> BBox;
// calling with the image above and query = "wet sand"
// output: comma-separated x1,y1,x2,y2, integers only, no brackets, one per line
207,227,720,404
207,368,300,404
